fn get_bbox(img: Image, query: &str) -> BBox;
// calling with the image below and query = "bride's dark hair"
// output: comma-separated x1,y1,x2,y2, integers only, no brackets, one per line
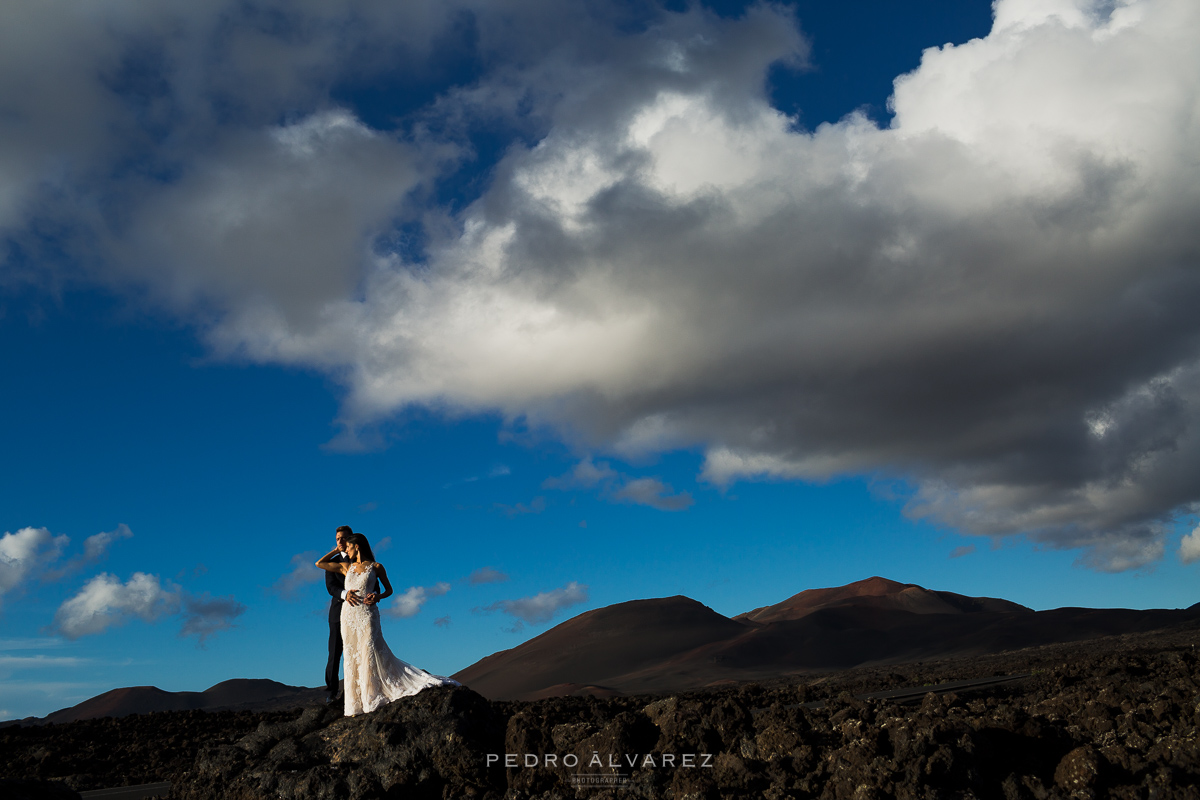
345,533,375,563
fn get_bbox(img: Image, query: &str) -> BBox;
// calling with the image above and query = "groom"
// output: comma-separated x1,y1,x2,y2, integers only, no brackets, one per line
324,525,362,704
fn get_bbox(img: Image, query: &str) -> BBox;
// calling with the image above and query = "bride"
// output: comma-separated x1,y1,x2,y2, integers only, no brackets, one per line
316,532,458,716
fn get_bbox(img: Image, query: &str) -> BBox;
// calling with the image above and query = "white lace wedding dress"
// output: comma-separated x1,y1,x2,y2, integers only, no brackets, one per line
341,563,457,716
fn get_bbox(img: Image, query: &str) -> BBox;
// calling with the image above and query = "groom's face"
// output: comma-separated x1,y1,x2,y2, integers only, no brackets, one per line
335,532,347,553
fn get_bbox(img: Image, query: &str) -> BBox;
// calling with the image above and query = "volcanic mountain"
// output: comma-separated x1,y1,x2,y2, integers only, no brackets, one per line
452,576,1199,700
451,595,749,701
18,576,1198,721
35,679,318,725
734,576,1030,622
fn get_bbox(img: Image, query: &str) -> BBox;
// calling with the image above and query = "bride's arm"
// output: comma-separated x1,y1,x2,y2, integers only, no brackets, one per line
371,564,394,603
315,548,349,574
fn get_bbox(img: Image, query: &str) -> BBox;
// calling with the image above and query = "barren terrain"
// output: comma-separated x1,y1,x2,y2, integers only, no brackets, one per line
2,621,1197,799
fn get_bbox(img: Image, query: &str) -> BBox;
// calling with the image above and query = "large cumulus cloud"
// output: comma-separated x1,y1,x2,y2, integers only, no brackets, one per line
4,0,1200,570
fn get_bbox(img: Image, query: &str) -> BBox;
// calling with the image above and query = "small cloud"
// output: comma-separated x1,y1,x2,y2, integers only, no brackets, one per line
44,524,135,582
445,464,514,489
272,551,322,600
385,582,451,618
543,458,617,490
179,592,246,645
53,572,181,639
612,477,693,511
545,459,693,512
0,655,87,669
949,544,977,559
475,581,589,631
358,501,378,512
467,566,509,585
1,527,69,600
1180,525,1200,564
0,637,67,651
579,520,587,528
175,563,209,581
82,524,133,562
1074,536,1164,573
321,425,386,454
434,615,451,628
374,536,392,552
53,572,244,644
700,448,809,486
494,496,546,517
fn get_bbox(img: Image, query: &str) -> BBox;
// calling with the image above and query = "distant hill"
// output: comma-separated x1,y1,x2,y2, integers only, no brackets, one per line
455,595,748,701
32,679,320,725
453,576,1199,700
15,577,1199,722
734,576,1031,622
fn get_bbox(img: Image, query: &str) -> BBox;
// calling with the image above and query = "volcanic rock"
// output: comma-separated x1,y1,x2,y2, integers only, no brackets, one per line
4,626,1200,797
0,779,81,800
172,685,504,800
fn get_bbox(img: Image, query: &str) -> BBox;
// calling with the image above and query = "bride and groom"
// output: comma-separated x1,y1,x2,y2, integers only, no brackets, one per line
317,526,458,716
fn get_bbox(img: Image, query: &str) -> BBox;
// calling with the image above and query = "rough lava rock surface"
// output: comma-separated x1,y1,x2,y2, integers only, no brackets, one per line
2,624,1199,798
173,685,503,800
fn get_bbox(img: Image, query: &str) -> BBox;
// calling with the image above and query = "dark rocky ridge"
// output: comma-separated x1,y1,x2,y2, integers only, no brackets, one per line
2,622,1198,798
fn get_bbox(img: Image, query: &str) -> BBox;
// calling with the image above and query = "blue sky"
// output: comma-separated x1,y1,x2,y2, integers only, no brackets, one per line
2,0,1199,721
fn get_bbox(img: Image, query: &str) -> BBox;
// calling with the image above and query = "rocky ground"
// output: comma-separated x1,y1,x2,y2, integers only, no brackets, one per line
0,708,295,794
2,623,1197,799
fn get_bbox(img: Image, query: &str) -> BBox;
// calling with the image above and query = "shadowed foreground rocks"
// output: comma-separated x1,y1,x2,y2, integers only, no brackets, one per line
0,779,82,800
173,685,503,800
0,707,297,792
2,626,1198,798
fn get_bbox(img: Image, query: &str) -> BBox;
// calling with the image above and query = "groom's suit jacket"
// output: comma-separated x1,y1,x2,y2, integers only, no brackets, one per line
326,552,348,603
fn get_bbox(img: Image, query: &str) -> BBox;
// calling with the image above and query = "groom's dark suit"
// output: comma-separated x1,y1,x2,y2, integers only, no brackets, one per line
325,552,349,697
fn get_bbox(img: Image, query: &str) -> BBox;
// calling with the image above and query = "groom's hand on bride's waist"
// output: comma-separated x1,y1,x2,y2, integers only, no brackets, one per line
345,589,362,607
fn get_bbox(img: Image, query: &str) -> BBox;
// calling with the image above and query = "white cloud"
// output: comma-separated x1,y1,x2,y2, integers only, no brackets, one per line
611,478,693,511
53,572,181,639
477,581,589,630
45,523,135,581
545,458,692,511
1,524,133,594
5,0,1200,570
81,523,133,562
701,448,821,484
1180,526,1200,565
0,527,68,601
385,582,451,618
51,571,244,643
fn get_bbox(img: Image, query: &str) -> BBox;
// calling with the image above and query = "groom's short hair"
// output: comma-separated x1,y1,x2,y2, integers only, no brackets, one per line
336,525,353,535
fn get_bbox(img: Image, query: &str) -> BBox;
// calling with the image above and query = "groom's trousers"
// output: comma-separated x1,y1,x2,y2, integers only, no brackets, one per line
326,598,343,695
